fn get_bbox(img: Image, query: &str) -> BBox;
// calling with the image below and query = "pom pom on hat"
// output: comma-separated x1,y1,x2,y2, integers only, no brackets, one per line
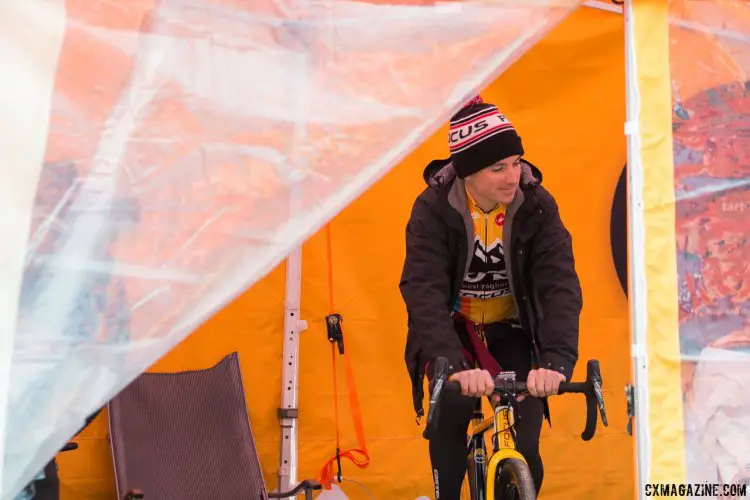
463,95,484,108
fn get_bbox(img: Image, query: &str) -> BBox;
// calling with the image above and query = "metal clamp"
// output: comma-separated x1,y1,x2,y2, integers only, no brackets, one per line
625,383,635,436
326,313,345,355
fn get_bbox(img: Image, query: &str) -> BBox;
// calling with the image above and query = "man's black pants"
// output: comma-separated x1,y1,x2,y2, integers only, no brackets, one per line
428,323,545,499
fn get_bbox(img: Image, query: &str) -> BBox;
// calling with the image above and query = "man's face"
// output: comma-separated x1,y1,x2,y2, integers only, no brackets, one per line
465,155,522,205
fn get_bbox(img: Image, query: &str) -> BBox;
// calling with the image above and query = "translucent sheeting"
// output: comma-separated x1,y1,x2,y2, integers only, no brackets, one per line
0,0,583,497
669,0,750,485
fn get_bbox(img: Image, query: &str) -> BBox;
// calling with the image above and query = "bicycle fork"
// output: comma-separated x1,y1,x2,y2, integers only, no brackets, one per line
466,407,488,500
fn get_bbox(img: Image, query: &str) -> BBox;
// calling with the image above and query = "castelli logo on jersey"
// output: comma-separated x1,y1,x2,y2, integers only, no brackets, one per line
495,213,505,226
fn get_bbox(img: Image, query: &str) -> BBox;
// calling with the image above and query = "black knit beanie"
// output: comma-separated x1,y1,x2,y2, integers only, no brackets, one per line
449,95,524,179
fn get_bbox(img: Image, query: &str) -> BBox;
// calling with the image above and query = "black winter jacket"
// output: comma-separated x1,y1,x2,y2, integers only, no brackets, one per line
400,158,583,419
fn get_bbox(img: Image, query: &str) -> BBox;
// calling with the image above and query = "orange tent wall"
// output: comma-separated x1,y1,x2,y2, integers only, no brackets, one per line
56,6,633,499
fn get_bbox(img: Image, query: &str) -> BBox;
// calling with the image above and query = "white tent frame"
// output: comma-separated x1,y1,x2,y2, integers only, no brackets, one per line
622,1,650,498
278,245,306,492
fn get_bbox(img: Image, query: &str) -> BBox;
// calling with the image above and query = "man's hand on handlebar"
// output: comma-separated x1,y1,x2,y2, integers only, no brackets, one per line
523,368,566,401
448,368,495,397
447,367,566,402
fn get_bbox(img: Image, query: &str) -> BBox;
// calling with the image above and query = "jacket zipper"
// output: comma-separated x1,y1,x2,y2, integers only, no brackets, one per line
482,212,488,326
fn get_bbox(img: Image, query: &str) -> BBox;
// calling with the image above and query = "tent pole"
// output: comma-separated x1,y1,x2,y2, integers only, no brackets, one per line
277,0,311,488
623,0,650,498
278,245,306,493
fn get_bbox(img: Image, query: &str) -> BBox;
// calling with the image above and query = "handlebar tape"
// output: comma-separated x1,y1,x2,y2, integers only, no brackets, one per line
559,382,597,441
580,388,598,442
422,358,606,442
424,380,598,441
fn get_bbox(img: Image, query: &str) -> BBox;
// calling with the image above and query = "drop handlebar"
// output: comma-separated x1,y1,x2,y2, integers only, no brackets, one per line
422,358,609,441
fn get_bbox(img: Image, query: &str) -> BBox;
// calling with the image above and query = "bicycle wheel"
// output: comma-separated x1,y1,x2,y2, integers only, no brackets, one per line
493,458,536,500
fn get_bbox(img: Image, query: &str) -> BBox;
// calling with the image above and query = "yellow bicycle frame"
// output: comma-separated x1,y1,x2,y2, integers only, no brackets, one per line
484,402,527,498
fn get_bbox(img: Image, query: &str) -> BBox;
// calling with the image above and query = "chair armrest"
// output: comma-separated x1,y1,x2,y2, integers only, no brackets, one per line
268,479,322,499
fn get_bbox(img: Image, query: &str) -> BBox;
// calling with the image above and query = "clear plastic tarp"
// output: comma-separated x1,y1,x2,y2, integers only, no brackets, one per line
0,0,583,497
670,0,750,487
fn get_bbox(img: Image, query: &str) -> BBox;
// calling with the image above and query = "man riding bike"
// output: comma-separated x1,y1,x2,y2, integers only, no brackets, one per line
399,95,582,499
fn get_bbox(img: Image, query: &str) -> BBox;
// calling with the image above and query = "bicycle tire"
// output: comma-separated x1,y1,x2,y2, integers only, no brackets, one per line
493,458,536,500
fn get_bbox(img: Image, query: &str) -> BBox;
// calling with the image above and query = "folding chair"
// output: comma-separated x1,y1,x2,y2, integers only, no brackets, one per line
108,352,321,500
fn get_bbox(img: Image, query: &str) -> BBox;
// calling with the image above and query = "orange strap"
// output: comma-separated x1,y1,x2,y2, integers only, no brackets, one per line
318,223,370,489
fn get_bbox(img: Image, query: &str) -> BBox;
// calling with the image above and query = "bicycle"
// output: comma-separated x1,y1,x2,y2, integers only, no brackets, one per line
422,357,609,499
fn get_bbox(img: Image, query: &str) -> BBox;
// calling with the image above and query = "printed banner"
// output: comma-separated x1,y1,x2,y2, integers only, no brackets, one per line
670,0,750,488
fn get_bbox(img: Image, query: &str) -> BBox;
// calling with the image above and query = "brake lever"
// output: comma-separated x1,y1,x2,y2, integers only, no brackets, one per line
428,377,446,413
593,379,608,427
423,358,451,440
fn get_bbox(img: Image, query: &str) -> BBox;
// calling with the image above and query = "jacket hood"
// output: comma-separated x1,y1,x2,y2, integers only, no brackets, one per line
423,158,543,188
422,158,453,185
